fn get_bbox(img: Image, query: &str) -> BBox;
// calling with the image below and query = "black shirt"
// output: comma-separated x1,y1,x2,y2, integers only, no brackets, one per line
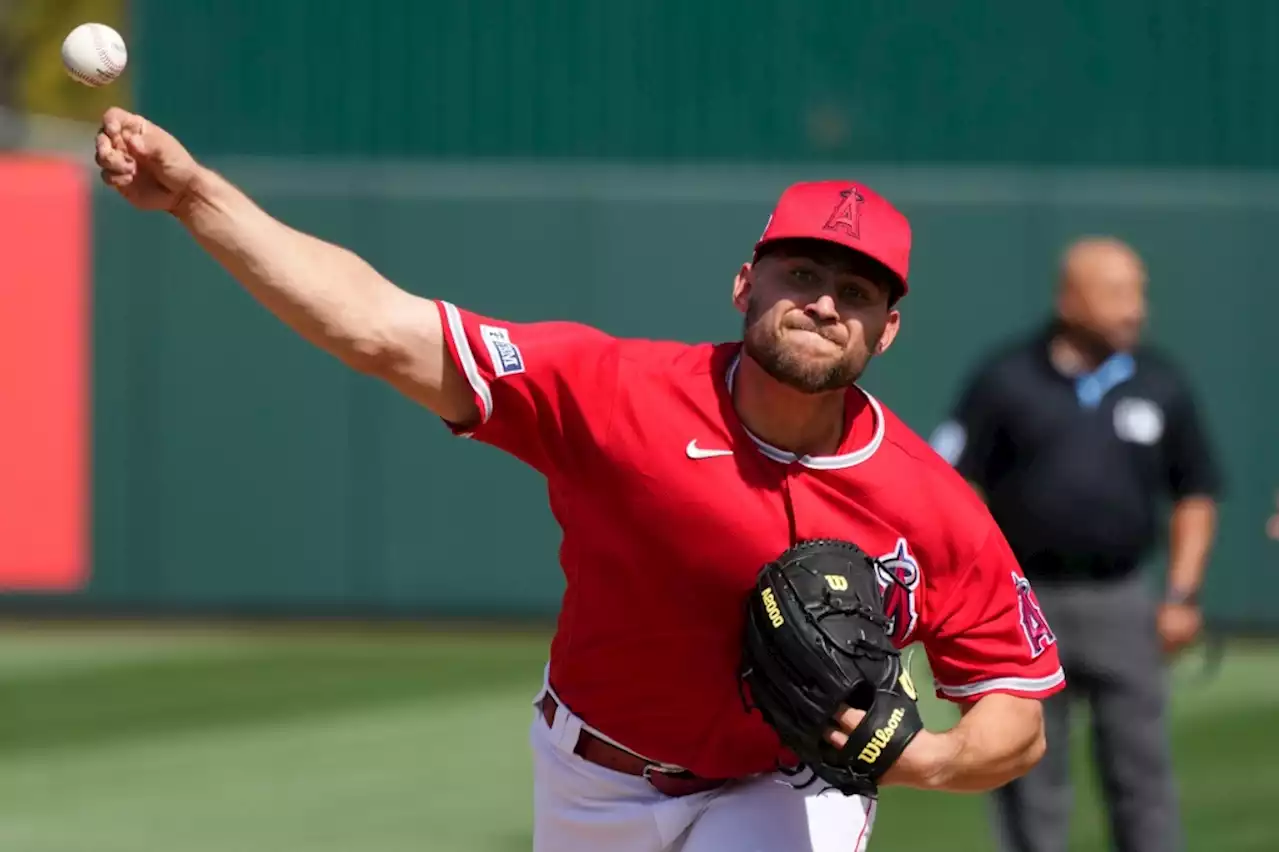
930,324,1222,582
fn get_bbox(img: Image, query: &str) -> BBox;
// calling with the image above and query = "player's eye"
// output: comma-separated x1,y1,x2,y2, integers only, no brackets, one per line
790,267,819,285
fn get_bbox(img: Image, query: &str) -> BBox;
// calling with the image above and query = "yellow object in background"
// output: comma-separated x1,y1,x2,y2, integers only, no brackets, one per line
2,0,131,120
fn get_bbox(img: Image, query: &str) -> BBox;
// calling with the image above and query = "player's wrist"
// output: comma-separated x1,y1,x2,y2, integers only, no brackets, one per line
170,164,220,222
923,729,965,788
883,729,960,790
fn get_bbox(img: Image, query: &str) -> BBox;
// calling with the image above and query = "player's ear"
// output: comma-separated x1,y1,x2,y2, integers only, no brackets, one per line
732,263,753,315
873,309,902,355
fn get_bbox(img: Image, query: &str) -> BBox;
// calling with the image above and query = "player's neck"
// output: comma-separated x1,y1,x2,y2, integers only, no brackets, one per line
733,355,847,457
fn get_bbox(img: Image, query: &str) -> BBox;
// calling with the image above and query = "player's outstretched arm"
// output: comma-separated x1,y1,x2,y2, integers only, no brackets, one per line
93,107,479,428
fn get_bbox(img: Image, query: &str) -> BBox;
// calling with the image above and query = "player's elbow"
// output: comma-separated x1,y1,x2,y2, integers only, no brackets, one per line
342,289,435,379
345,293,480,425
321,297,405,377
343,331,399,377
1021,725,1048,773
1008,715,1048,781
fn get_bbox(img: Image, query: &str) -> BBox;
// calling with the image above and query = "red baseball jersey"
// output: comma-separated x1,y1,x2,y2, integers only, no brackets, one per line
437,300,1065,780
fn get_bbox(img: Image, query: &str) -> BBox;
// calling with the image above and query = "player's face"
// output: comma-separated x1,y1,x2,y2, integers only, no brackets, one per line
734,241,901,394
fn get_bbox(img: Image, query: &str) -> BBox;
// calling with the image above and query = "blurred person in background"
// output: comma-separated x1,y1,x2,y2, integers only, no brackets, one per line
929,236,1221,852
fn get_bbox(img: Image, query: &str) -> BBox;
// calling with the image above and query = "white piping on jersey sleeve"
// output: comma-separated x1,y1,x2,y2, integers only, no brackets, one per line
934,668,1065,699
441,301,493,425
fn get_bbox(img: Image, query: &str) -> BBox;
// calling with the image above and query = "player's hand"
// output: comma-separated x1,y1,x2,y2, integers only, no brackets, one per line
95,107,200,212
1157,601,1202,655
825,705,956,788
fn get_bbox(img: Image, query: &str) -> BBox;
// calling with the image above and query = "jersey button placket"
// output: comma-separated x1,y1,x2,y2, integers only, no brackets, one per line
780,461,801,545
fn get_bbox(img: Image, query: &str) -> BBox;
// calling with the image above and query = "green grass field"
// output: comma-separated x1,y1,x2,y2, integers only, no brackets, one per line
1,622,1274,852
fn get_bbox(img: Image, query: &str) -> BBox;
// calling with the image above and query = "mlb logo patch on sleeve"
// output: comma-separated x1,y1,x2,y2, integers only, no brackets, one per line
479,325,526,377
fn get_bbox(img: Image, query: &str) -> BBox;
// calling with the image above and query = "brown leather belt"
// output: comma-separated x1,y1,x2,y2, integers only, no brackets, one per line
538,691,727,797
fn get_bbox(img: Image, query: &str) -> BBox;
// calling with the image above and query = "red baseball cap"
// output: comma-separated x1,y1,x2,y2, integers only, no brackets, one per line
753,180,913,295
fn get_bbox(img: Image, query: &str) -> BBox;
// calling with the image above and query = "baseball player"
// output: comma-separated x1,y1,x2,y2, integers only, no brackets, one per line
95,107,1066,852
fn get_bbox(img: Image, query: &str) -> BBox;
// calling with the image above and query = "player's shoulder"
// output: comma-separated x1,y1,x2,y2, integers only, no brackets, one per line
876,402,989,514
615,337,735,381
443,301,618,350
871,398,999,563
445,302,726,370
448,304,726,376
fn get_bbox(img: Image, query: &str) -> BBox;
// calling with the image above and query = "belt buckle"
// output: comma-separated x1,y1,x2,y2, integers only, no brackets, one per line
643,762,715,797
642,762,700,788
642,763,686,782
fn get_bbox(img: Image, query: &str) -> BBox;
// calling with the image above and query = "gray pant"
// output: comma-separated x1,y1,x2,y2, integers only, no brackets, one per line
990,572,1182,852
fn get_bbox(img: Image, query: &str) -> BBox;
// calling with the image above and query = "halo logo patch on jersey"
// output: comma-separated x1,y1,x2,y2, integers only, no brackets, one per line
874,538,921,645
1013,572,1056,658
479,325,525,378
823,187,865,240
1113,397,1164,446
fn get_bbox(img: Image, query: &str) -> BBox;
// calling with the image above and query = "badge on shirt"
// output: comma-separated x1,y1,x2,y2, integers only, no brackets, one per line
480,325,526,378
874,538,922,645
1012,572,1056,659
1112,397,1164,445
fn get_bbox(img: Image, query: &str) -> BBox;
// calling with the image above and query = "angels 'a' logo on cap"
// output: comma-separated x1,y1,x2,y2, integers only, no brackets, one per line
823,187,865,239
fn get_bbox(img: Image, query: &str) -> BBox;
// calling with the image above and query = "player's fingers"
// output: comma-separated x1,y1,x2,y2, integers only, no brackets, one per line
101,169,133,189
100,161,133,182
101,106,134,138
822,703,865,749
833,703,865,732
102,109,144,153
94,133,131,163
122,126,148,158
94,133,112,164
102,132,135,168
98,145,134,176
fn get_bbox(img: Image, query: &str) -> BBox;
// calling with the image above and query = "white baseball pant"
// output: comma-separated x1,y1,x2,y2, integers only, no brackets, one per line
529,678,878,852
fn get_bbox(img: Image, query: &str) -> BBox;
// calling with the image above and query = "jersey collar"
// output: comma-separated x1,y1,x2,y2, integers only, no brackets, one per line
724,352,885,470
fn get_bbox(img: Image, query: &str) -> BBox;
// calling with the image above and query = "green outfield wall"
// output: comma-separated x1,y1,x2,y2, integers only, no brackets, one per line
132,0,1275,168
79,162,1277,627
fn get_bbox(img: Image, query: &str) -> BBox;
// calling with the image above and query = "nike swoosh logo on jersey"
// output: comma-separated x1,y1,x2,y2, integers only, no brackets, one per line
686,439,734,459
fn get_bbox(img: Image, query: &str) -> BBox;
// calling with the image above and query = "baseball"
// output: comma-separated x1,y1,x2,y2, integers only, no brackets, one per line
61,23,128,87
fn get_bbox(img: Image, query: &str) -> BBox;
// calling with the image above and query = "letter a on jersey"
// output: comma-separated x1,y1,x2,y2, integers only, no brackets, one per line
1012,572,1056,658
823,188,865,239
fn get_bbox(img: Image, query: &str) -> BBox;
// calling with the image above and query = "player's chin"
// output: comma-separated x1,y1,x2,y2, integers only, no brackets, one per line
784,376,856,395
776,358,861,394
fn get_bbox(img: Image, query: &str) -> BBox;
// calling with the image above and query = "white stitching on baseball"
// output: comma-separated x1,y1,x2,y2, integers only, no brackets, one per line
90,26,123,77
